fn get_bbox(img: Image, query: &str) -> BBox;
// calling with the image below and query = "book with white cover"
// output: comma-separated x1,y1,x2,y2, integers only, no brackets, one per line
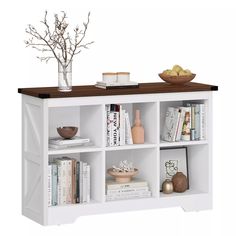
55,158,67,205
162,107,180,142
112,111,120,146
51,163,58,206
48,165,52,206
200,104,205,140
107,186,149,195
49,136,90,146
106,105,111,146
175,108,186,141
65,159,72,204
119,106,126,146
106,191,151,201
82,162,87,203
125,112,133,144
85,165,90,203
106,178,148,190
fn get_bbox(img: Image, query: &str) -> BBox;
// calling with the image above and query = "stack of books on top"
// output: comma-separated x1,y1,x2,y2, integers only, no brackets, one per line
106,178,151,201
162,102,205,142
95,81,139,89
49,136,90,149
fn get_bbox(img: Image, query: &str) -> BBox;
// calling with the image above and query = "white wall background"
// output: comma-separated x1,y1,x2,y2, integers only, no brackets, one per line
0,0,234,235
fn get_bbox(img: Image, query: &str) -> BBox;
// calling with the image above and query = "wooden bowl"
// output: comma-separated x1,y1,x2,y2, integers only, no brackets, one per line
107,168,138,183
158,73,196,85
57,126,78,139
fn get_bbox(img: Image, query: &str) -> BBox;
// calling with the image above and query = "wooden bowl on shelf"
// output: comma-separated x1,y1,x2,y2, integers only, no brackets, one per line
57,126,78,139
158,73,196,85
107,168,138,183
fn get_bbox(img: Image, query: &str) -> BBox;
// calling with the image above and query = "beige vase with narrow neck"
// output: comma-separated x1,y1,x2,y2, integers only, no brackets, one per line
131,110,144,144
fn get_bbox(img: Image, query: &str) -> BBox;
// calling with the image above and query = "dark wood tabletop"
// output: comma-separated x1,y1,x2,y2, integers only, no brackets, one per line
18,82,218,99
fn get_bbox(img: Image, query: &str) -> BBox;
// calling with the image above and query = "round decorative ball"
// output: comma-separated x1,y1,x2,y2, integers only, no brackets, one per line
162,179,174,194
172,172,188,193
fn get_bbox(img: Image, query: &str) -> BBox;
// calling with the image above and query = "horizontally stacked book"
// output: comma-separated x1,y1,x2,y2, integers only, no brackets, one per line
106,178,151,201
106,104,133,146
48,157,90,206
49,136,90,149
162,102,205,142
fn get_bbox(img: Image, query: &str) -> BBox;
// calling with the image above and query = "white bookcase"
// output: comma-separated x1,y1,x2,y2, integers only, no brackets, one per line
20,83,216,225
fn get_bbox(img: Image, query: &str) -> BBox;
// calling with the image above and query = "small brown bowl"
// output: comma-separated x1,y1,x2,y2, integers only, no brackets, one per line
57,126,78,139
158,73,196,85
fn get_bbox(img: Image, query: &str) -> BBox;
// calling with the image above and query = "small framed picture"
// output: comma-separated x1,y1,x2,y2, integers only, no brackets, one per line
160,147,189,191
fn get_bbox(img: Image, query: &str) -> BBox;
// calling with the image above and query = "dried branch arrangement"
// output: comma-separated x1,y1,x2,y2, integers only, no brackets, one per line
25,11,94,68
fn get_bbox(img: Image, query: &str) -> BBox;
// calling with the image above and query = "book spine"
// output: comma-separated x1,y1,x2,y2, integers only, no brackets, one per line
191,105,195,129
48,165,52,206
76,161,80,203
175,108,186,141
119,106,125,146
125,112,133,144
162,107,177,142
79,161,83,203
106,105,111,147
181,107,191,141
61,160,67,205
200,104,205,140
106,191,151,201
112,111,120,146
66,160,72,204
172,108,181,141
86,165,90,203
82,162,87,203
56,160,67,205
71,159,77,204
51,164,58,206
122,109,126,145
107,186,149,195
106,182,148,190
107,189,150,197
194,104,200,140
109,112,114,146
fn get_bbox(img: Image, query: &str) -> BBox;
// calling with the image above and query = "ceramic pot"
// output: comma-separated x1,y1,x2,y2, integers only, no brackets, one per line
162,179,174,194
172,172,188,193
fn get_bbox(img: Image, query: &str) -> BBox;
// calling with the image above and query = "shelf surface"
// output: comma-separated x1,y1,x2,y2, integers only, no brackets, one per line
160,140,208,148
106,143,157,151
48,145,102,155
18,82,218,99
160,189,207,198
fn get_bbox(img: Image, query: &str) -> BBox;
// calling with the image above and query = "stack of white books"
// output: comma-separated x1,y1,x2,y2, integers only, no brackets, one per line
49,136,90,149
95,81,139,89
106,178,151,201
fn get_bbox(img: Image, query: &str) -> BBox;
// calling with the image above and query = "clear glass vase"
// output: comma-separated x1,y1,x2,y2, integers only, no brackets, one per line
58,60,72,92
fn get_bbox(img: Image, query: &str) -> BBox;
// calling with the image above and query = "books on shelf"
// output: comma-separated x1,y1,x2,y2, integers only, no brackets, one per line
106,104,133,147
48,157,90,206
162,102,205,142
95,81,139,89
49,136,90,149
106,178,151,201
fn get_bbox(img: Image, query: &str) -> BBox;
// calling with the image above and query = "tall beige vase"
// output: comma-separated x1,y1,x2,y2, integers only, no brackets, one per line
131,110,144,144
